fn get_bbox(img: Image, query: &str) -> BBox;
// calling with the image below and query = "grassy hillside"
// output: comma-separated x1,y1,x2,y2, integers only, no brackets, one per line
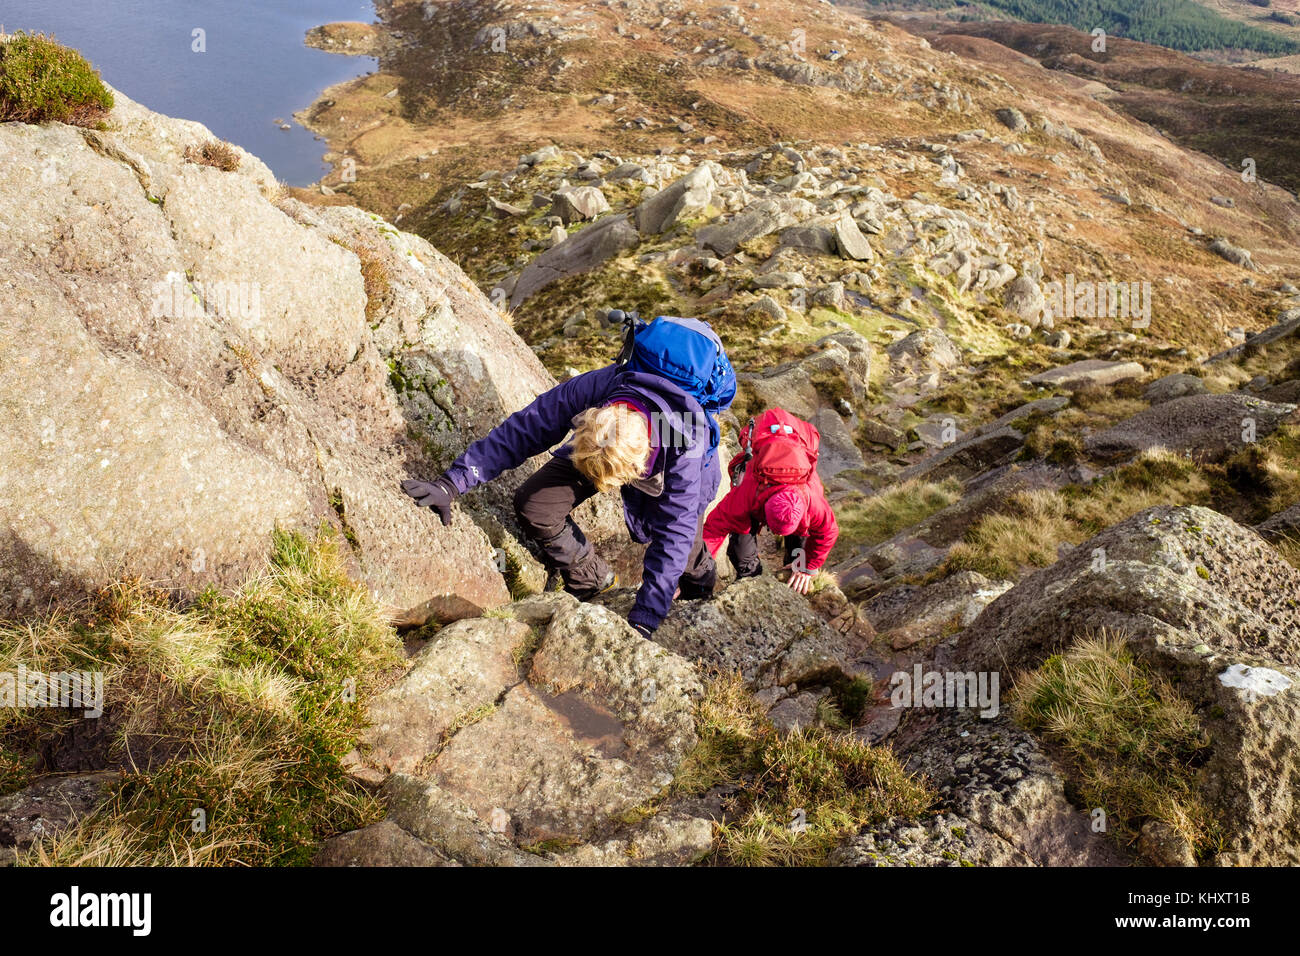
920,19,1300,193
839,0,1300,53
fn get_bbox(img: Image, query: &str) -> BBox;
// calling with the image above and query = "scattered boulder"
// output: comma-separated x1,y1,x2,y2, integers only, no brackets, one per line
751,270,806,289
635,164,717,234
1143,372,1208,405
778,224,837,257
697,197,815,256
519,145,562,167
1208,237,1256,270
833,209,875,261
885,327,961,376
510,213,640,307
1028,359,1144,391
550,186,610,224
900,426,1024,483
994,107,1029,132
1085,393,1297,461
741,360,867,478
1003,275,1049,325
746,294,786,324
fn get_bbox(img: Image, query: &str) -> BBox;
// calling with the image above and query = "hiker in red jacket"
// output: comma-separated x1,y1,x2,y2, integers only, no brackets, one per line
703,409,838,595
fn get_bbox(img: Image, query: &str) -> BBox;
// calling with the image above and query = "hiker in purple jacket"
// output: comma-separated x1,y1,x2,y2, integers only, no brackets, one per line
401,362,723,637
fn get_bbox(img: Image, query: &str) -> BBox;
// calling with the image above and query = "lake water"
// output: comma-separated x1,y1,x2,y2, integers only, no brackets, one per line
0,0,377,185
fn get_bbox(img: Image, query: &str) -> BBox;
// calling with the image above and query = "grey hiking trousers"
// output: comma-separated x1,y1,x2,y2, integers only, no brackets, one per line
512,455,716,599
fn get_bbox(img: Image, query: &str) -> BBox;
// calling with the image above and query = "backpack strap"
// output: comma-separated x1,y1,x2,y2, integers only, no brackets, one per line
730,417,756,484
609,309,640,365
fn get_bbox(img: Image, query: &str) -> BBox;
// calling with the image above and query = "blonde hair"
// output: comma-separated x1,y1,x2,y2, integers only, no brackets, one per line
571,404,651,493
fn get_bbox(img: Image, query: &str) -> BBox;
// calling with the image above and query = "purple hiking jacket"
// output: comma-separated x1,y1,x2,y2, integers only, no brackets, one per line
442,364,721,631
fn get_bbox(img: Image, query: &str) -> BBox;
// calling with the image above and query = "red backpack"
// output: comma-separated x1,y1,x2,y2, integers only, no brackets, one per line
731,408,820,490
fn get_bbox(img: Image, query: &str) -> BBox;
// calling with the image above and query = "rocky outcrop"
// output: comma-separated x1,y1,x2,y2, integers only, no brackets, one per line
281,201,556,520
355,593,703,847
1028,359,1145,390
362,617,534,775
0,772,118,864
0,92,523,618
831,811,1032,866
509,213,640,306
1085,393,1297,461
640,575,872,690
948,505,1300,864
866,571,1011,651
840,709,1127,867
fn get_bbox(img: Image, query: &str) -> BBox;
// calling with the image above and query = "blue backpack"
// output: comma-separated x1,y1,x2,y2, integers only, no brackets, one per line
610,311,736,450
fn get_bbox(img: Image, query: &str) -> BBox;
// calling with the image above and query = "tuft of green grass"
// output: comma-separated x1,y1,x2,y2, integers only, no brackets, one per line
672,672,933,866
1012,632,1217,859
4,527,404,866
0,32,113,127
831,478,963,555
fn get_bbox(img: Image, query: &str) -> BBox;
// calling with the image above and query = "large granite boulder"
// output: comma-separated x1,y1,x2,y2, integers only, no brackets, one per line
948,505,1300,864
0,104,517,618
1084,393,1297,462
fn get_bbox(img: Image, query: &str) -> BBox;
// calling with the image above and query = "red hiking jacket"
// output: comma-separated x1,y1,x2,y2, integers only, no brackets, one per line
703,470,839,571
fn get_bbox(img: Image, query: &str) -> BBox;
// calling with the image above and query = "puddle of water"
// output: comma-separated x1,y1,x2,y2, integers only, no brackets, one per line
536,688,627,759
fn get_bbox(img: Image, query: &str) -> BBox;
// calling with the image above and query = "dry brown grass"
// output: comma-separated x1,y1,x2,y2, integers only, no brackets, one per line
944,449,1212,579
2,529,403,866
184,139,242,173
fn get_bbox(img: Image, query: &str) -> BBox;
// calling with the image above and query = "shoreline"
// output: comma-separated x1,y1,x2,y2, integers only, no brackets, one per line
295,11,396,193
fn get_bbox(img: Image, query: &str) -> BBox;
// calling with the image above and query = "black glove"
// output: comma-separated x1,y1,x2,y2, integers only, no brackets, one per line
401,476,458,526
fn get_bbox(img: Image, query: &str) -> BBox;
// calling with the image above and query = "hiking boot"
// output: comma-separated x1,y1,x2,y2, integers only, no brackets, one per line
676,581,715,601
565,569,618,602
